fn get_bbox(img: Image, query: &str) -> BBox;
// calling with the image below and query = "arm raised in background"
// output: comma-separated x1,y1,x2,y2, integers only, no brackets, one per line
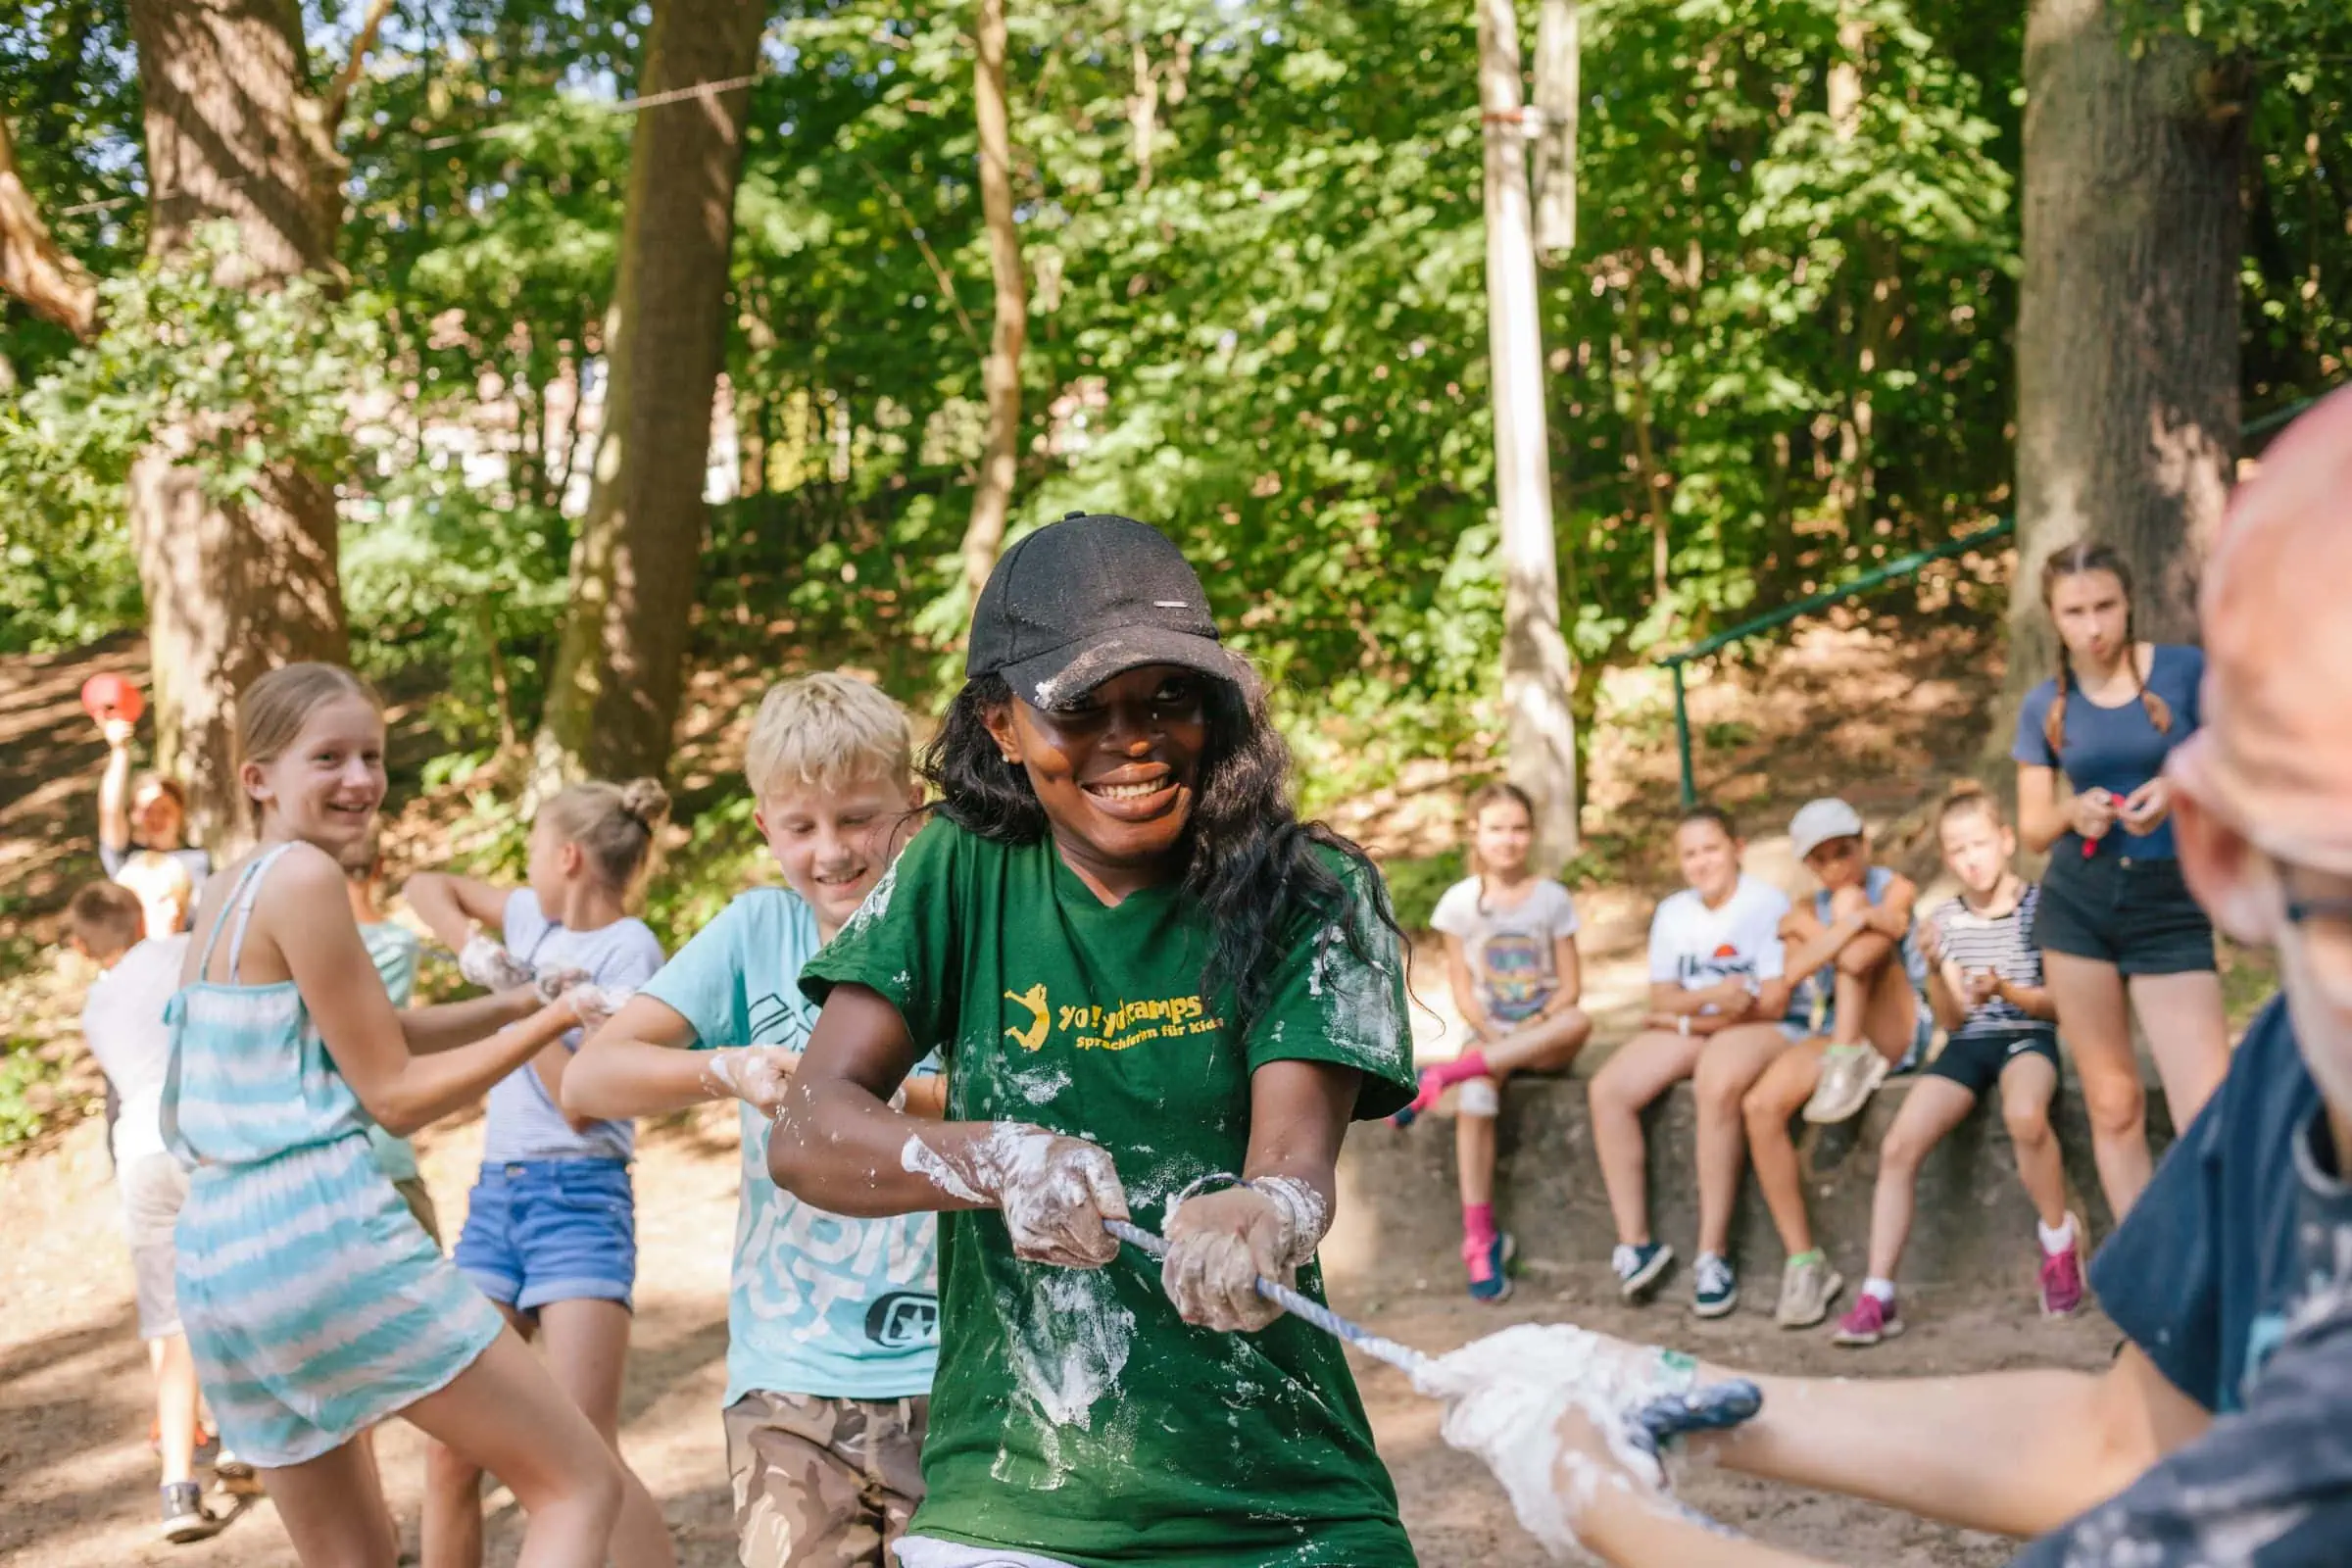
400,869,515,955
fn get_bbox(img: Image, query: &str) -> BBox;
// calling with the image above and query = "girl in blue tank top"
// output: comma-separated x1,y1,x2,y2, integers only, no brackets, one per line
166,663,626,1565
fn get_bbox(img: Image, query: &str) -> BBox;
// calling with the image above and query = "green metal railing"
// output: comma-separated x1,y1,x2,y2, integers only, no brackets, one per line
1656,392,2328,806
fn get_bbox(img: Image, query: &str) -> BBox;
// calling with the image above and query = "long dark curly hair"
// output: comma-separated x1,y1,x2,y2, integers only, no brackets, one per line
924,670,1407,1029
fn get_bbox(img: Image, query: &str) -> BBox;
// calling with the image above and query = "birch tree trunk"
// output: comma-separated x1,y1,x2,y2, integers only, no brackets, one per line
1479,0,1580,861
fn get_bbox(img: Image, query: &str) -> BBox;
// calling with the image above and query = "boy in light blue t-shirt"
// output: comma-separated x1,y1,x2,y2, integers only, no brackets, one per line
565,673,943,1567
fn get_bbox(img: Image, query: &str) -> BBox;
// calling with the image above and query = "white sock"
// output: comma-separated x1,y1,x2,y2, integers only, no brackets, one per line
1862,1277,1896,1304
2037,1214,2077,1252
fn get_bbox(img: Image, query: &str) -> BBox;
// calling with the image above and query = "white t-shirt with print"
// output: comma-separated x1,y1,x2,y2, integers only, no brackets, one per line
1430,876,1581,1026
1646,874,1789,997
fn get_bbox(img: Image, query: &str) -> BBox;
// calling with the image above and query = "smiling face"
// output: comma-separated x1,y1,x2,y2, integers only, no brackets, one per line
983,663,1209,895
240,694,385,856
2048,568,2132,672
1674,816,1742,905
1803,833,1868,892
758,772,922,937
1472,796,1535,880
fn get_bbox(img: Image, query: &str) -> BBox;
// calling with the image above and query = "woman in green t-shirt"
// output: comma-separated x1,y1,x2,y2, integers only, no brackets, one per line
772,513,1421,1568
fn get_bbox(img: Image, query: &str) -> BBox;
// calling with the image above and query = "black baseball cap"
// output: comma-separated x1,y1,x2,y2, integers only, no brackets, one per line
967,513,1253,710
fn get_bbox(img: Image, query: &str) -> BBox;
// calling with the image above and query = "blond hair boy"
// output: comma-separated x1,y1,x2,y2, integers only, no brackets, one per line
563,672,943,1567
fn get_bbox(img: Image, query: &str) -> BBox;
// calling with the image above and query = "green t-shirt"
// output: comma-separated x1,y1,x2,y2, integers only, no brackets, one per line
800,816,1418,1568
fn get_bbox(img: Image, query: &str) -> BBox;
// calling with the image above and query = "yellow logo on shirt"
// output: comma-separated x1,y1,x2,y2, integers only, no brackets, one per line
1003,984,1052,1051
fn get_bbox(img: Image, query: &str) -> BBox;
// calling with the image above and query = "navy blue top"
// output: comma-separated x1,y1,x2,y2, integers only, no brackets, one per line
2014,1098,2352,1567
2012,644,2205,859
2086,998,2320,1413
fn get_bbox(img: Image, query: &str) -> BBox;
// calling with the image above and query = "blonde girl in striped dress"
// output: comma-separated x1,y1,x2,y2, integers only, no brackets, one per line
166,663,627,1566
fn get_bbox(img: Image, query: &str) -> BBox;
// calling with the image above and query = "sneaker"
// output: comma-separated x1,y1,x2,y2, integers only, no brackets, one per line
1774,1251,1845,1327
212,1446,263,1497
1690,1252,1739,1319
1832,1291,1904,1347
1390,1068,1444,1129
1465,1231,1516,1302
1612,1241,1675,1301
160,1481,220,1544
2038,1214,2086,1317
1803,1044,1891,1124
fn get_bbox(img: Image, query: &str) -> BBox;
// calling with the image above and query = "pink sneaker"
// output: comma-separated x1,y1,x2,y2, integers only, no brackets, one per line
2038,1221,2085,1317
1832,1292,1902,1347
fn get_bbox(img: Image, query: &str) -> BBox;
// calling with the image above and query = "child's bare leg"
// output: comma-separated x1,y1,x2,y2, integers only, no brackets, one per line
1479,1007,1594,1077
1826,882,1894,1052
1998,1054,2070,1229
423,1301,531,1568
400,1329,625,1568
1590,1031,1704,1248
150,1334,201,1486
1742,1042,1828,1256
1456,1084,1499,1208
1863,1077,1977,1283
1692,1024,1793,1257
260,1439,401,1568
1852,940,1920,1064
534,1299,674,1568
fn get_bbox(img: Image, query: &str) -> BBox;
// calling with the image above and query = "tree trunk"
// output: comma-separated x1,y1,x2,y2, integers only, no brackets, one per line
532,0,766,797
958,0,1028,608
124,0,350,850
1530,0,1579,262
2011,0,2244,706
0,113,98,336
1479,0,1580,862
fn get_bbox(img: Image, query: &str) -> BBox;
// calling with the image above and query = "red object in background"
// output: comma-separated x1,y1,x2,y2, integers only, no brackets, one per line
81,672,145,724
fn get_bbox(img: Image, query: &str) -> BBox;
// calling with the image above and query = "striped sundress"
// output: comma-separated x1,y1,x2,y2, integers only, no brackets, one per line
164,844,504,1467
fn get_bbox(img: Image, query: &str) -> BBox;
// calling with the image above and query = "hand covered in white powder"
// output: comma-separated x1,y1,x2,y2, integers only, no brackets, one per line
459,932,536,992
532,964,591,1004
704,1046,800,1117
975,1125,1131,1267
1161,1176,1328,1333
1413,1323,1699,1558
560,983,631,1031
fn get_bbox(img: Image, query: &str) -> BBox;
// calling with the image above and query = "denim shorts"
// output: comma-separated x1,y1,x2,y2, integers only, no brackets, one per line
453,1158,637,1314
2036,841,2217,977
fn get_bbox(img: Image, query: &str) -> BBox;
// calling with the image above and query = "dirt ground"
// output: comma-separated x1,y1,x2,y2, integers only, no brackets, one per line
0,1097,2116,1568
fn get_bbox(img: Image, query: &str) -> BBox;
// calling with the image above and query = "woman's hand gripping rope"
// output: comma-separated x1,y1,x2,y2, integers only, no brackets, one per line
1106,1216,1766,1559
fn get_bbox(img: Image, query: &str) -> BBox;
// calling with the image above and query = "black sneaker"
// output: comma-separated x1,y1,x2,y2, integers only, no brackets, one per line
161,1481,220,1544
1611,1241,1675,1300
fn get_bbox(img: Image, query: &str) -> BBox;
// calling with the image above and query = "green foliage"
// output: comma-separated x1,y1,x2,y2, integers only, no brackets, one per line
1378,852,1465,933
0,1049,57,1151
0,227,390,652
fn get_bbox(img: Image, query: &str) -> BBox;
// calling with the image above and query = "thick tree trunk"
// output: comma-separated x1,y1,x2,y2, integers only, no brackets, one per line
0,113,98,336
2011,0,2244,698
533,0,766,796
124,0,349,849
958,0,1028,607
1530,0,1579,262
1479,0,1580,861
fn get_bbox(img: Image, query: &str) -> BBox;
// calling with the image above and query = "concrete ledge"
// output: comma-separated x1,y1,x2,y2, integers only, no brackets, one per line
1324,1064,2175,1299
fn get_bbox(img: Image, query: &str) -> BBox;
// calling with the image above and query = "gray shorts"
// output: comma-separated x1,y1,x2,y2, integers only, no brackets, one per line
121,1152,190,1341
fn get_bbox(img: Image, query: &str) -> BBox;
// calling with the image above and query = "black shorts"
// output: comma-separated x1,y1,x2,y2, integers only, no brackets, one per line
1923,1026,2061,1099
2035,842,2217,976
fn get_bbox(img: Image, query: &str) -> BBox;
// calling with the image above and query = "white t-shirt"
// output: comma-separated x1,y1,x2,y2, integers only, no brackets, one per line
80,934,191,1165
1646,874,1789,996
1430,876,1581,1025
480,889,665,1163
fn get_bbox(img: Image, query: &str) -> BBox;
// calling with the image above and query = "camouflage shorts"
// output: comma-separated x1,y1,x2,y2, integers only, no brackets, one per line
723,1390,928,1568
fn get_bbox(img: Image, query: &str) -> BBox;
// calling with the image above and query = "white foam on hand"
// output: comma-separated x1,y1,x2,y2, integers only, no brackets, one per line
459,934,536,992
1413,1324,1696,1558
561,984,631,1031
898,1123,1129,1267
1160,1175,1331,1333
705,1046,798,1116
533,964,591,1003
